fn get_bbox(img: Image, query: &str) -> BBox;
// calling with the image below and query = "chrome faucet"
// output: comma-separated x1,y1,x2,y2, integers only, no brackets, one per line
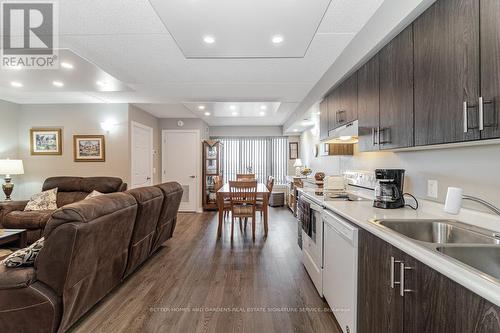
463,195,500,216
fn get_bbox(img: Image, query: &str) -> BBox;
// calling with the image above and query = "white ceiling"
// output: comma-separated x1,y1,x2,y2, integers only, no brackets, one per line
0,0,385,126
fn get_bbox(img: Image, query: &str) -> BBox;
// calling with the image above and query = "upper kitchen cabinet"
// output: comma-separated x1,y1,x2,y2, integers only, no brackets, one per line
319,99,329,141
480,0,500,139
379,26,414,150
337,74,358,128
357,55,380,152
414,0,480,145
327,89,340,132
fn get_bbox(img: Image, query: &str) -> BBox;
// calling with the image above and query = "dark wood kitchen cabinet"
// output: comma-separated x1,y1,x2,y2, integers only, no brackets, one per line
379,25,414,150
336,74,358,128
319,98,329,140
480,0,500,139
414,0,480,145
358,230,500,333
357,55,380,152
327,89,340,132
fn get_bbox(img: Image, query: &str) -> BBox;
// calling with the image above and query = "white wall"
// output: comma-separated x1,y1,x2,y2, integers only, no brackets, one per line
16,104,130,199
159,118,209,140
0,100,20,159
210,126,283,137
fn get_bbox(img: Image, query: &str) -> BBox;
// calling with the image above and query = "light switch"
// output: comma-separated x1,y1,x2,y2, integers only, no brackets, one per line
427,180,438,199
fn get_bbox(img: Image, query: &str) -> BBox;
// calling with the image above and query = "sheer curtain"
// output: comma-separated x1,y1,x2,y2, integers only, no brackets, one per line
214,137,288,185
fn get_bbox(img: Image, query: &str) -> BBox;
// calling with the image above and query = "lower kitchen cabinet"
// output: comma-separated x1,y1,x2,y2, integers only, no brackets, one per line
358,230,500,333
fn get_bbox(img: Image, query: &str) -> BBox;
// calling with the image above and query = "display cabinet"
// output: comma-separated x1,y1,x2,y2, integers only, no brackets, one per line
202,140,223,210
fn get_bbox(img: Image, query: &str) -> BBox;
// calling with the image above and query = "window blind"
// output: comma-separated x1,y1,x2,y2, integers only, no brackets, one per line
213,137,288,185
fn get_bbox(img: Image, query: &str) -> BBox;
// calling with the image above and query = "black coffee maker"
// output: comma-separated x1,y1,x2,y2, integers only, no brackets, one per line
373,169,405,209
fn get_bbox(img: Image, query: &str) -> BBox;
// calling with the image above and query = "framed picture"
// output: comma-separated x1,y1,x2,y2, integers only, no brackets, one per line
289,142,299,160
30,128,62,155
73,135,106,162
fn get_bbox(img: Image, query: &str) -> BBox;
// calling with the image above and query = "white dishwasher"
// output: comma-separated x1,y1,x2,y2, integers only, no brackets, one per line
323,210,359,333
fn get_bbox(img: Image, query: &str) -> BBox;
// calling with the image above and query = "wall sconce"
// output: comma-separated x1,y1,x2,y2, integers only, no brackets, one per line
100,119,117,132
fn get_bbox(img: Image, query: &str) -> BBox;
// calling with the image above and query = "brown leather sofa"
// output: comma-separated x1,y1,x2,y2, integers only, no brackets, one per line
0,182,183,333
0,177,127,243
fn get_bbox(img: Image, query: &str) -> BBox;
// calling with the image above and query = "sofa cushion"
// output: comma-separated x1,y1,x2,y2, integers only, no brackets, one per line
3,210,54,229
85,190,103,199
43,176,125,194
0,265,36,289
24,188,58,211
56,192,89,208
2,238,44,268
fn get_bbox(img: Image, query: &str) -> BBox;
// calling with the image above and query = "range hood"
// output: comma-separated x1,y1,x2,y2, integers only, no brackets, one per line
326,120,359,144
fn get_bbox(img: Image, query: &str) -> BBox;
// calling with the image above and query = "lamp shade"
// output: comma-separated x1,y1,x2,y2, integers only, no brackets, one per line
293,158,303,167
0,159,24,175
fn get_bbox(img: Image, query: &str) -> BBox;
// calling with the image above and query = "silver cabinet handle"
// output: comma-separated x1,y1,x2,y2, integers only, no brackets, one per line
463,101,468,133
479,97,484,131
372,128,376,146
390,256,402,288
399,262,413,297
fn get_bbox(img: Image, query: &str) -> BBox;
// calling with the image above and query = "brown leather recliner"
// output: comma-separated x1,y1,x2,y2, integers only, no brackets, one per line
0,176,127,243
0,182,183,333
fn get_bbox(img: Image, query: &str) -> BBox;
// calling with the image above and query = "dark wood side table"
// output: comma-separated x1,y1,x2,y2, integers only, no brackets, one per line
0,229,28,248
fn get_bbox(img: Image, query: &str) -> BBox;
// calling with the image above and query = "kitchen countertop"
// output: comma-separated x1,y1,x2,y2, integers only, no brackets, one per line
298,188,500,307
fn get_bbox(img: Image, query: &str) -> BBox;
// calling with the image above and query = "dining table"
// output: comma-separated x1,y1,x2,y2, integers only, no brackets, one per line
216,182,270,238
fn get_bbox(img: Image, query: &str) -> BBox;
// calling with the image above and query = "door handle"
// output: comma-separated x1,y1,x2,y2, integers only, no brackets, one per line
463,101,469,133
146,177,151,181
479,97,484,131
189,175,196,179
390,256,402,288
399,262,413,297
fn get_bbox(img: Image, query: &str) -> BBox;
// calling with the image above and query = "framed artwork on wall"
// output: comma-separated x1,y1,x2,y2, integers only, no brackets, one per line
30,128,62,155
73,135,106,162
289,142,299,160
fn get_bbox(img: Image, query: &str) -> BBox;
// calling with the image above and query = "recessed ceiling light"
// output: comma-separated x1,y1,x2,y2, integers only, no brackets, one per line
204,112,211,116
10,81,23,88
293,129,299,132
229,105,236,111
316,111,321,115
260,105,267,110
198,105,206,110
52,81,64,87
61,62,74,69
272,35,284,44
232,111,238,116
259,111,266,116
203,35,215,44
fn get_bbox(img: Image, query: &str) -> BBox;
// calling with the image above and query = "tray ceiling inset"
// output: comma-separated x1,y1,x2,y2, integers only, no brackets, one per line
148,0,332,58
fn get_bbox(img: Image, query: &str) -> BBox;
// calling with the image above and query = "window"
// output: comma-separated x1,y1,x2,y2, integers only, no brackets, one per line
214,137,288,185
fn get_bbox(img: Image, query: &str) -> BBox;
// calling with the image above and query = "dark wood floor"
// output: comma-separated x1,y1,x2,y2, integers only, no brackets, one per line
71,207,341,333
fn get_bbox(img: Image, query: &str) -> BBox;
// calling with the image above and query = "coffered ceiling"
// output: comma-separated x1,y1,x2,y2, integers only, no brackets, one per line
0,0,385,126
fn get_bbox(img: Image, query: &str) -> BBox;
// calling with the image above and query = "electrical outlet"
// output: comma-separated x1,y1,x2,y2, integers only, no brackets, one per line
427,180,438,198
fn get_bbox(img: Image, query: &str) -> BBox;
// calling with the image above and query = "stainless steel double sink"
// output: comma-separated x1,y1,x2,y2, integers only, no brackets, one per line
375,219,500,280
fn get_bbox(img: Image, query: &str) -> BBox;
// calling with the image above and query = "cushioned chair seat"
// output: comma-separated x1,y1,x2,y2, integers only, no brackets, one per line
233,205,254,215
3,210,54,230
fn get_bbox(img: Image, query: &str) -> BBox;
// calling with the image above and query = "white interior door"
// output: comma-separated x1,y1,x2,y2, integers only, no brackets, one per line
131,122,154,189
162,130,199,212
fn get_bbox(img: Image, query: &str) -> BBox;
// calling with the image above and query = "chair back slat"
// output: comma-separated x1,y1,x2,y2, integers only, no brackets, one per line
266,176,275,192
236,173,256,180
229,180,257,206
213,176,223,191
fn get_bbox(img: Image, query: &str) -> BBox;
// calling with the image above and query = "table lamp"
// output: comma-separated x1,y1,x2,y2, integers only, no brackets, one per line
0,159,24,201
293,158,303,177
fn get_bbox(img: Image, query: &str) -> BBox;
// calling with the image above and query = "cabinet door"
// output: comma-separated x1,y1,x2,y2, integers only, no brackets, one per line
357,55,380,152
480,0,500,139
319,99,329,140
327,89,340,131
379,26,414,150
358,230,403,333
337,74,358,127
414,0,480,145
403,254,500,333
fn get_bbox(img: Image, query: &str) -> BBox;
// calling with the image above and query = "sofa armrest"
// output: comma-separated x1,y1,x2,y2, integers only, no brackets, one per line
0,265,36,290
0,201,29,226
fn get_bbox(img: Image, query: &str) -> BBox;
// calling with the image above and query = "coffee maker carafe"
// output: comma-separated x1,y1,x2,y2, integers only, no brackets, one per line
373,169,405,209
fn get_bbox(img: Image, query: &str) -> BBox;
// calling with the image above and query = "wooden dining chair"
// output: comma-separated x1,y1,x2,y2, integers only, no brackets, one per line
214,176,231,219
256,176,274,215
229,180,257,239
236,173,256,180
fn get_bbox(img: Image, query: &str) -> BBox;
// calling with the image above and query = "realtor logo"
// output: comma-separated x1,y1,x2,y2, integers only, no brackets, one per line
1,1,59,69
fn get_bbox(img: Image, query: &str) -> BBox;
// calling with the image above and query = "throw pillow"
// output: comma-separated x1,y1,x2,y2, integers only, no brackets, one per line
2,237,45,268
85,190,103,199
24,188,58,211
